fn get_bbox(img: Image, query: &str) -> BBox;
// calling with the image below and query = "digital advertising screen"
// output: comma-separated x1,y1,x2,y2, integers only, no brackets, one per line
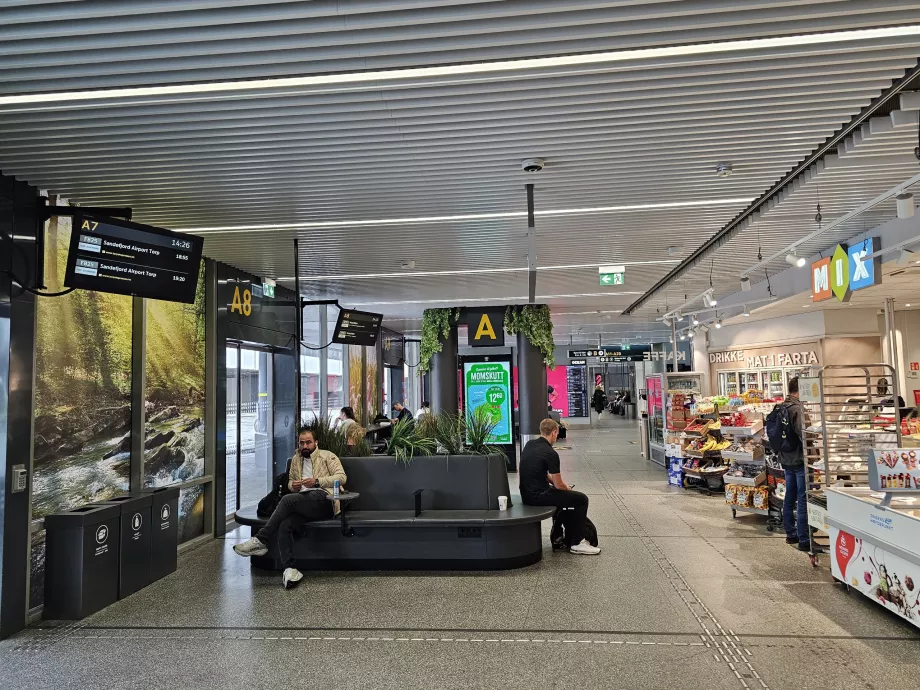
547,365,570,417
64,214,204,303
463,360,513,445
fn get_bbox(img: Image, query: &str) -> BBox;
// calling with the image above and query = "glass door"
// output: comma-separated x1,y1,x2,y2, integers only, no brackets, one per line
225,345,274,519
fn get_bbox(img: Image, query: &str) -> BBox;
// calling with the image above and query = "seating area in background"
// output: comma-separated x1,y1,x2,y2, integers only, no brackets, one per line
234,454,554,570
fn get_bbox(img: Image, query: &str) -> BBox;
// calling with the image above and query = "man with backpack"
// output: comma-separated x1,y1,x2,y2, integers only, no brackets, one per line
519,419,600,555
766,377,809,551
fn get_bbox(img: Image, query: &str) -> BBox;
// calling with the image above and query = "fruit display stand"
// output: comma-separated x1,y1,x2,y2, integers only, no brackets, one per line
801,364,901,567
826,448,920,629
681,418,730,494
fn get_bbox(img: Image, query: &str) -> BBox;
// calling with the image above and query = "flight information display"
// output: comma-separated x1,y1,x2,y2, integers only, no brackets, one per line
332,308,382,346
64,214,204,303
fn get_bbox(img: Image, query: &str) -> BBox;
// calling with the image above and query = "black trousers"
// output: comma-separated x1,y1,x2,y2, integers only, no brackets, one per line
524,489,589,545
256,491,333,568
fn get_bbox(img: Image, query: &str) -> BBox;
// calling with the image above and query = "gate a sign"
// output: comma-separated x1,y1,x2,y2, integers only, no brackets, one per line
811,238,881,303
466,309,505,347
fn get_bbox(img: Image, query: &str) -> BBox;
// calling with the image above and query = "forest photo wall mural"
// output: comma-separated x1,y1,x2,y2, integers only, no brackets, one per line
31,213,210,605
144,262,207,543
32,213,133,605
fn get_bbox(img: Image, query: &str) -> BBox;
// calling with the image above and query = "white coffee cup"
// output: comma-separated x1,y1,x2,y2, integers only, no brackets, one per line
498,496,509,511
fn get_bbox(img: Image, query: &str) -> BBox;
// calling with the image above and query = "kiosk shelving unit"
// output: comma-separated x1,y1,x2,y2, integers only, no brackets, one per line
802,364,901,567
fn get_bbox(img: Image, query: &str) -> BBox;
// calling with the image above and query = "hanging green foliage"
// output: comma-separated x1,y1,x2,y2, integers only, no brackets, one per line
419,307,459,374
505,304,556,368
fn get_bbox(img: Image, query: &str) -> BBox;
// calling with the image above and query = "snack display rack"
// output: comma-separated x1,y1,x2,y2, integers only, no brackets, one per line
663,373,704,481
721,410,780,527
801,364,901,567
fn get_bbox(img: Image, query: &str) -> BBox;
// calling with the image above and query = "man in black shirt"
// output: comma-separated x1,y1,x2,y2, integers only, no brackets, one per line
519,419,600,555
391,402,414,424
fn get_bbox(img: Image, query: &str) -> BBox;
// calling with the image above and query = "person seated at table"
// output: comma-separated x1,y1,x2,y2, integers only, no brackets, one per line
391,401,414,424
415,401,432,420
233,428,347,589
335,406,358,435
519,419,599,555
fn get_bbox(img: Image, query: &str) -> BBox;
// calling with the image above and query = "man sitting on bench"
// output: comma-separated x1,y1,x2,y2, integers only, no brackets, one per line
233,428,347,588
519,418,600,555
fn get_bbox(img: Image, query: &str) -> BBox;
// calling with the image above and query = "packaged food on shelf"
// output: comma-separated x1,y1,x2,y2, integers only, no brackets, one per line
751,487,770,510
735,486,754,506
725,485,738,504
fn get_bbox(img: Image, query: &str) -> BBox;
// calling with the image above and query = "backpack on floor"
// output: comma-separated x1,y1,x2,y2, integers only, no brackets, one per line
256,457,293,517
765,403,801,454
550,508,599,550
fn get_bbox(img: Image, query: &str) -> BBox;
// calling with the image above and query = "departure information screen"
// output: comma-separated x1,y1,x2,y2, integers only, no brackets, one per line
64,215,204,303
332,308,382,346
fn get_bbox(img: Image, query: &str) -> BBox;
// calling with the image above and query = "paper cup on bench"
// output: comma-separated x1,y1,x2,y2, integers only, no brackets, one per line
498,496,509,511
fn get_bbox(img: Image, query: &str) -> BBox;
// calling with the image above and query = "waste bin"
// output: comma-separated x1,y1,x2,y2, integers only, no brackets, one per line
91,493,154,598
144,486,180,581
625,403,637,420
44,503,121,619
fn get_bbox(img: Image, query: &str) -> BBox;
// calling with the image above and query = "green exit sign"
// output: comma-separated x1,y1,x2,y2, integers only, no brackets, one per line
599,272,624,286
262,283,275,298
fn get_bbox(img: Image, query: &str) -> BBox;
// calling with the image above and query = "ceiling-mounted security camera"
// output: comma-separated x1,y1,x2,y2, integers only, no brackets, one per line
521,158,545,173
715,162,733,178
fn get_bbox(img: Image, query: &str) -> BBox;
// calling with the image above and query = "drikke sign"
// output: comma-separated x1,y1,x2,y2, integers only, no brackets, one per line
811,238,881,303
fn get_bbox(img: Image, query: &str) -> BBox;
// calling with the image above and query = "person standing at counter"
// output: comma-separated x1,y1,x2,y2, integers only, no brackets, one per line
772,377,810,552
335,406,357,435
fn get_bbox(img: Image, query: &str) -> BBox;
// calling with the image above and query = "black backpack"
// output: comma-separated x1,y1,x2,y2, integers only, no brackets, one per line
550,509,599,550
257,457,293,517
765,403,801,454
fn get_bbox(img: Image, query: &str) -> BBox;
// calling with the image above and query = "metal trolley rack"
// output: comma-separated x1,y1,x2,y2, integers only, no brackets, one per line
802,364,901,567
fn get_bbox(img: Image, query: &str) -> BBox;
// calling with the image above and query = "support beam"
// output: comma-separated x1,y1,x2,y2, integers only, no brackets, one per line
430,325,458,416
526,183,536,303
518,332,547,454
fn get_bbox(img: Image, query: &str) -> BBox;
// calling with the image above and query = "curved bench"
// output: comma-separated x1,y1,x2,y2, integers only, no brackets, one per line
233,454,554,571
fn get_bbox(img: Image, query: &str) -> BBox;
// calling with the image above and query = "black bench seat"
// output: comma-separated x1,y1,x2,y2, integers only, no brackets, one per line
232,454,554,571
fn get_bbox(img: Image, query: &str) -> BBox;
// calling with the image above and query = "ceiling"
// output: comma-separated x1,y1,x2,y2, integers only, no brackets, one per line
725,259,920,326
2,2,920,343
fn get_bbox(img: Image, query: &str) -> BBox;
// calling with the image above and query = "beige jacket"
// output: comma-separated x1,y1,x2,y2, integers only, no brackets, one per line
287,448,348,514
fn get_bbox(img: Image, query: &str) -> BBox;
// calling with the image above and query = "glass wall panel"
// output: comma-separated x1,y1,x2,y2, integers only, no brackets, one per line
301,304,322,422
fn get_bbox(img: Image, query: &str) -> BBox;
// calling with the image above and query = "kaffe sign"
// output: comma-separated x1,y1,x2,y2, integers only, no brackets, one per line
812,238,882,303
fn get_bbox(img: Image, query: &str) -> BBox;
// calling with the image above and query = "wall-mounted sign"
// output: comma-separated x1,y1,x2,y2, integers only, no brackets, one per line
643,351,686,362
570,359,586,365
812,238,881,303
709,348,819,368
465,308,505,347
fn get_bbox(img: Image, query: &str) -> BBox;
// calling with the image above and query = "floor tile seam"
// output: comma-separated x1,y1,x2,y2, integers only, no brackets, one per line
598,474,771,690
9,633,718,649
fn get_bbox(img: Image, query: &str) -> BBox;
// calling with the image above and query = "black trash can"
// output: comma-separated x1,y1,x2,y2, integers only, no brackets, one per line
44,503,121,619
90,494,154,598
144,486,180,582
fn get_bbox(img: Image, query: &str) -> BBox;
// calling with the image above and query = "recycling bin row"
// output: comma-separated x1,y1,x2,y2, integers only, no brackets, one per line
44,486,180,620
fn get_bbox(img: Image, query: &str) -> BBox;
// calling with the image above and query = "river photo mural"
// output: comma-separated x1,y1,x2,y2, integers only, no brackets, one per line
32,213,134,606
144,261,206,542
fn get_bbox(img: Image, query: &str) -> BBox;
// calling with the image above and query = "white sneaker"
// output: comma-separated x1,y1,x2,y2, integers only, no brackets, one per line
282,567,304,589
570,539,601,555
233,536,268,557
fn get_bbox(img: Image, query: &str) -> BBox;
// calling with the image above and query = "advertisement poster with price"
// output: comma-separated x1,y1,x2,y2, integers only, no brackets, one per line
463,361,512,444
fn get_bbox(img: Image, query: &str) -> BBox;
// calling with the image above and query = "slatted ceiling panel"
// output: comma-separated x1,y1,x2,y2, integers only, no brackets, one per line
3,0,920,93
636,103,920,318
3,4,920,343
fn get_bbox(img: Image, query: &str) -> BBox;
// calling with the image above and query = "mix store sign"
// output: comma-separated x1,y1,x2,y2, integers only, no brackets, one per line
811,237,881,303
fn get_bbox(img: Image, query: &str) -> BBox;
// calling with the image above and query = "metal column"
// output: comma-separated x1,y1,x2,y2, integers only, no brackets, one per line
883,297,903,407
430,325,459,415
518,332,547,447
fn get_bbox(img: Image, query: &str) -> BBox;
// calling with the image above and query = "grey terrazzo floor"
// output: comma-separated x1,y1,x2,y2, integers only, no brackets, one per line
4,416,920,689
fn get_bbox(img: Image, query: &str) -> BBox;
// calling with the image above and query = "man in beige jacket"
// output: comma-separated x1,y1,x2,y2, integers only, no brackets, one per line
234,428,347,588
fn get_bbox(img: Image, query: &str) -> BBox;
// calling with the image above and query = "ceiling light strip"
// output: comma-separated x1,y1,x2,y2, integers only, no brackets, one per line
3,26,920,107
179,198,753,234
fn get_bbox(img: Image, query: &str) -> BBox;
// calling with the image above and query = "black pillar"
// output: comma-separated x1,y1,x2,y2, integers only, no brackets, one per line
517,332,547,446
1,175,38,639
430,325,458,415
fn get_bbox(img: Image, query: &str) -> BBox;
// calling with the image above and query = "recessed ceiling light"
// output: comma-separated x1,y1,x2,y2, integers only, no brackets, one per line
906,304,912,307
803,304,810,308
